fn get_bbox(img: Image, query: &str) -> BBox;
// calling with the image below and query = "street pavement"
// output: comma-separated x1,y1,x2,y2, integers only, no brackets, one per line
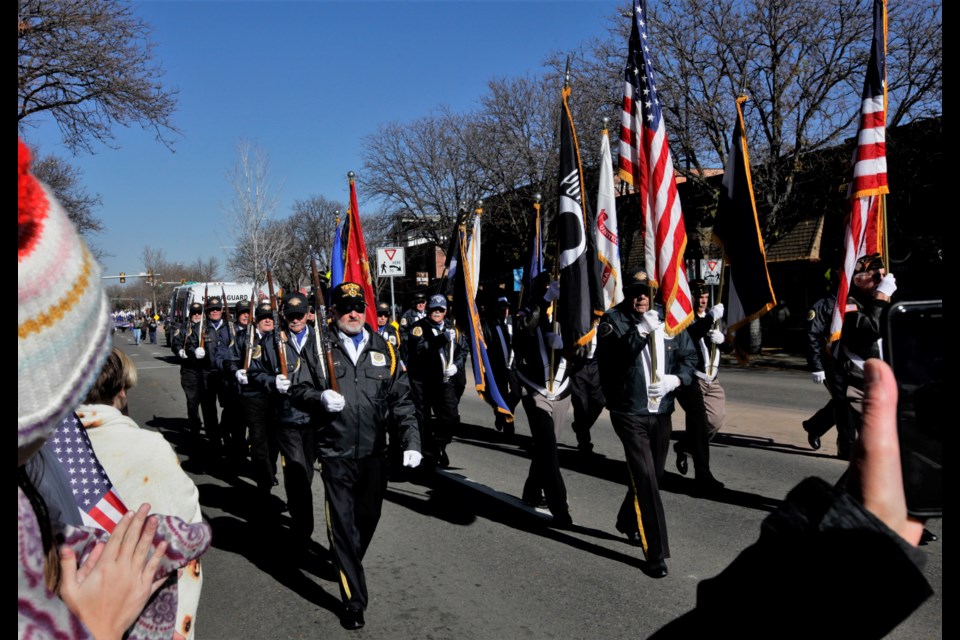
119,331,942,639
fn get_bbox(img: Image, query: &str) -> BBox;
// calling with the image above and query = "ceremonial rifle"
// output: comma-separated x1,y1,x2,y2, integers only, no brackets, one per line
222,285,235,346
198,283,209,349
309,247,339,392
243,285,257,371
264,260,288,377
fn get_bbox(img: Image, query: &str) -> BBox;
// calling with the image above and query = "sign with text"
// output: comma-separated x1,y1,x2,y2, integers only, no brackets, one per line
416,271,429,286
700,259,723,286
376,247,406,277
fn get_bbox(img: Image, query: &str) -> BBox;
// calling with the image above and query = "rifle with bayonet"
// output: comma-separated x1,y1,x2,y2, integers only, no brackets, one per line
309,247,339,392
243,285,258,372
264,260,288,377
222,285,235,346
198,283,209,350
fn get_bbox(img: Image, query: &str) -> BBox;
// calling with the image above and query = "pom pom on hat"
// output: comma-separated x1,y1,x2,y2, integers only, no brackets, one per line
18,139,112,458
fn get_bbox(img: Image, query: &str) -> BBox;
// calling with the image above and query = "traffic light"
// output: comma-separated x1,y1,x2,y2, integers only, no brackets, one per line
120,272,126,283
180,278,186,285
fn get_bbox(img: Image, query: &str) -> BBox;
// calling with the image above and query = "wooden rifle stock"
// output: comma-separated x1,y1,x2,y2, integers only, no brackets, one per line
243,287,257,371
198,284,209,349
264,262,288,377
309,248,339,392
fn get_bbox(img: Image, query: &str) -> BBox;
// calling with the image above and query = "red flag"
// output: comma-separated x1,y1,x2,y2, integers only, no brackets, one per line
620,1,693,335
829,0,889,343
344,175,379,328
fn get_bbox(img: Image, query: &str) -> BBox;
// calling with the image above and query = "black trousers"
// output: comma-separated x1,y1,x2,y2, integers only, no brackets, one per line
321,456,388,610
612,411,672,562
409,378,458,454
274,423,316,546
520,392,570,516
675,383,713,477
570,358,605,448
243,394,278,491
219,385,249,459
806,366,857,456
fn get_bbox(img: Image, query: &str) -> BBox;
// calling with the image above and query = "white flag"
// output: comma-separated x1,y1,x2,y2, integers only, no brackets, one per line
596,129,623,309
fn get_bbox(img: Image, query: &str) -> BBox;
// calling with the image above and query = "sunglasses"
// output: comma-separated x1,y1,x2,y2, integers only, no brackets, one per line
338,303,367,315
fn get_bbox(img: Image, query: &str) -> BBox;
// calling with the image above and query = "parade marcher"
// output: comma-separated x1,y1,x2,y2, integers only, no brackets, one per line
481,294,521,435
171,302,210,436
248,292,319,549
835,253,897,439
801,273,852,457
513,276,574,528
291,282,422,630
375,301,402,353
568,330,605,455
405,293,466,468
596,269,697,578
673,279,726,493
214,300,253,461
376,301,405,468
398,291,427,343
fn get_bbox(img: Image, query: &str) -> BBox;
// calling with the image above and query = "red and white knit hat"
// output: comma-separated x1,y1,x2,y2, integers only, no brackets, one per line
18,139,112,456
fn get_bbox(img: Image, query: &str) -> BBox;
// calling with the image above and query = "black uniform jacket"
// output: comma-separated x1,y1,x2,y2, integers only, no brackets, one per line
249,327,317,427
292,326,421,459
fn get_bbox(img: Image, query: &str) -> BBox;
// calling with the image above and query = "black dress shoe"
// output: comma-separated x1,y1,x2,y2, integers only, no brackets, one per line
644,559,668,578
616,525,642,547
340,605,365,630
674,443,689,476
550,511,573,529
437,447,450,469
920,528,938,545
802,421,821,450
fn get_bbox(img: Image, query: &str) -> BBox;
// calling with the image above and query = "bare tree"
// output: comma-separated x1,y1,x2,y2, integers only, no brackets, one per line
271,195,345,289
18,0,179,153
224,140,288,286
29,149,103,236
190,256,220,282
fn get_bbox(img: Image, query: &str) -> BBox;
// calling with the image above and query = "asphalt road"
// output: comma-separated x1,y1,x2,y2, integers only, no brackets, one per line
120,333,942,639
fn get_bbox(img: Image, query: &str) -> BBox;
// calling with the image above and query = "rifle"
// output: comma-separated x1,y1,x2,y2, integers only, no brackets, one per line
309,247,339,392
243,285,257,371
264,260,288,377
198,283,209,349
221,285,235,346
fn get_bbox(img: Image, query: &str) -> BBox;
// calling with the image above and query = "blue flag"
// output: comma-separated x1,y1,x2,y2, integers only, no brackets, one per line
330,213,347,288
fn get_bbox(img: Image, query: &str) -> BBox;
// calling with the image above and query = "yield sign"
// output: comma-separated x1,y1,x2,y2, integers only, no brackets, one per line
376,247,406,277
385,249,397,260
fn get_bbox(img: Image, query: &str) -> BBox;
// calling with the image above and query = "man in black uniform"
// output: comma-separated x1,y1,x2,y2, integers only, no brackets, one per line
568,329,605,455
248,292,319,549
405,293,465,468
292,282,422,631
215,300,252,461
171,301,206,434
596,269,697,578
481,294,521,435
398,291,427,342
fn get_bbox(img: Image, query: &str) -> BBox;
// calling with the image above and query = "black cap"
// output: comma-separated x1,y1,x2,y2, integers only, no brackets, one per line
331,282,367,309
189,302,204,315
376,302,391,316
854,253,885,274
412,291,427,303
255,302,274,322
205,296,224,311
235,301,250,316
689,278,708,297
282,292,309,316
623,268,655,294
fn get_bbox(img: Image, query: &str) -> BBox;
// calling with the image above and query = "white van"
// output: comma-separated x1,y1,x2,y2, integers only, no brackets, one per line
165,282,266,346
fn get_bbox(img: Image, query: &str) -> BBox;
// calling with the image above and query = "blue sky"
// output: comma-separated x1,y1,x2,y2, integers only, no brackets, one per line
23,0,619,280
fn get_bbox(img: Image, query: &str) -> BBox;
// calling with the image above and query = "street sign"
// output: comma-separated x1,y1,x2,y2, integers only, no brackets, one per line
416,271,429,287
376,247,406,277
700,259,723,286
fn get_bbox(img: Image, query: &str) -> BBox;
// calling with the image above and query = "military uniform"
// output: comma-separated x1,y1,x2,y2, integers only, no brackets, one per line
597,275,697,575
568,332,605,453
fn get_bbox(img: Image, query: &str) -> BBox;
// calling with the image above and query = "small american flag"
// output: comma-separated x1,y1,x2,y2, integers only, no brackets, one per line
829,0,889,343
48,413,128,532
618,0,693,335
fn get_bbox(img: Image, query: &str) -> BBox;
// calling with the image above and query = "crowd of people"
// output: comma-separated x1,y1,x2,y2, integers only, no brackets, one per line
19,137,934,637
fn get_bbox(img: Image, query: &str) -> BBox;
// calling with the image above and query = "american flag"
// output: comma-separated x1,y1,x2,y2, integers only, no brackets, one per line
618,0,693,335
829,0,889,343
45,413,128,532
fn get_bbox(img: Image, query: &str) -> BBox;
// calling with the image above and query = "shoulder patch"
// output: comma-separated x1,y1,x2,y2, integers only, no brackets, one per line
370,352,386,367
598,322,614,338
412,326,423,337
387,334,397,346
806,309,816,322
400,318,408,326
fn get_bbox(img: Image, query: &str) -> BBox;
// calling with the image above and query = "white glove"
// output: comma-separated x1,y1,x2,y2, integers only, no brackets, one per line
178,349,188,359
709,304,725,321
444,363,458,378
543,280,561,302
709,329,725,345
402,450,423,468
545,332,564,350
444,328,456,342
321,389,345,412
811,370,826,385
648,374,681,399
236,369,249,385
876,273,897,297
194,346,206,359
275,374,291,394
638,310,662,335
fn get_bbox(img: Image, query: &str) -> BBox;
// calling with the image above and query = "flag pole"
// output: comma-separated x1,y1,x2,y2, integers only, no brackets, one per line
549,62,573,394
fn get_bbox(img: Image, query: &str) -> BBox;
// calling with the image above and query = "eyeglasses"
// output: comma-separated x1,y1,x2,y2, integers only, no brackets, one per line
338,303,367,315
285,313,306,322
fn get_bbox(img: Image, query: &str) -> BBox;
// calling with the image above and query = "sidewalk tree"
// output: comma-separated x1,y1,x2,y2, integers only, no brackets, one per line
18,0,179,153
29,149,103,239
